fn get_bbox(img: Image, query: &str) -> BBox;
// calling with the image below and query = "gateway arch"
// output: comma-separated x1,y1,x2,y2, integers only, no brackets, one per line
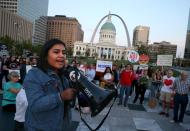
90,13,131,47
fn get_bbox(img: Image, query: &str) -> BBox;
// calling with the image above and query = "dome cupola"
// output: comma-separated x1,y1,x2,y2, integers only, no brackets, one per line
99,14,116,44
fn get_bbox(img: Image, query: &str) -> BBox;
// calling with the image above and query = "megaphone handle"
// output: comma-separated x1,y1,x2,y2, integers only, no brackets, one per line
78,96,117,131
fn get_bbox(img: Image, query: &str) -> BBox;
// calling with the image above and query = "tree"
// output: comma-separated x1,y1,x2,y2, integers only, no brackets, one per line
67,47,73,57
0,35,15,51
137,45,149,55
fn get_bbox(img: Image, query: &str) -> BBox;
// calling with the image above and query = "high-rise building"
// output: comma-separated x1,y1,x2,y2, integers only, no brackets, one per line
148,41,177,62
184,10,190,59
133,26,150,47
0,0,18,13
0,0,49,44
0,7,33,41
33,16,47,44
0,0,49,23
47,15,84,48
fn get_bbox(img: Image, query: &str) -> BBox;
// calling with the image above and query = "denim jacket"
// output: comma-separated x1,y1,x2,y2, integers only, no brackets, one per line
23,68,71,131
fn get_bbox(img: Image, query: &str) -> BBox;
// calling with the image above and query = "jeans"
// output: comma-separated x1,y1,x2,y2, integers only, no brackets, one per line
133,84,146,104
119,85,131,106
173,93,188,122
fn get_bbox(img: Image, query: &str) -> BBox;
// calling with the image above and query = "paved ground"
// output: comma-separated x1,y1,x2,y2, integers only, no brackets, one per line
73,96,190,131
0,94,190,131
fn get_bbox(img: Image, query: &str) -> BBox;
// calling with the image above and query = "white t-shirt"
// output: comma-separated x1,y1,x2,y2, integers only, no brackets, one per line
161,75,175,93
86,69,96,81
104,73,112,80
14,88,28,122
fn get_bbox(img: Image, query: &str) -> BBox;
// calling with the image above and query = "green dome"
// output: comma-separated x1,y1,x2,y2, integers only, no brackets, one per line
101,22,116,32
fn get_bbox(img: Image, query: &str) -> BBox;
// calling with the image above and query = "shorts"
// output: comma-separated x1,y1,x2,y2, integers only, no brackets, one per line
160,92,172,103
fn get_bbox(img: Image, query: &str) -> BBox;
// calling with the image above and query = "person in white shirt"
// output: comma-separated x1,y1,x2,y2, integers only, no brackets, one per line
85,64,96,82
100,67,114,89
14,87,28,131
159,70,175,117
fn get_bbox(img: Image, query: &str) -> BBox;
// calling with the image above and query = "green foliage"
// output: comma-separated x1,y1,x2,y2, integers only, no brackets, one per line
0,36,42,56
67,47,73,57
0,35,14,50
137,45,149,55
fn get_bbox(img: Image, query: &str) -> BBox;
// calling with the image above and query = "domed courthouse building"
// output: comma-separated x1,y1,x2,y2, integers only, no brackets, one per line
73,13,133,60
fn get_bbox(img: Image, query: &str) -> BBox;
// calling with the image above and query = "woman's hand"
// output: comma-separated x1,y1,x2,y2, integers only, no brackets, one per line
60,88,76,101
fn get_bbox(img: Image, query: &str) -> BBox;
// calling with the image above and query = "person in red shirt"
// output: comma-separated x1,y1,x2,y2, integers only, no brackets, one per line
118,64,134,107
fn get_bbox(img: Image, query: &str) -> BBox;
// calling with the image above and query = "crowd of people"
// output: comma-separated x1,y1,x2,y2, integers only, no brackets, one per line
0,38,189,130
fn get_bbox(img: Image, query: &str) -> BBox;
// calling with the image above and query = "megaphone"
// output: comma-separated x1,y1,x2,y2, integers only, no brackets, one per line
63,65,117,117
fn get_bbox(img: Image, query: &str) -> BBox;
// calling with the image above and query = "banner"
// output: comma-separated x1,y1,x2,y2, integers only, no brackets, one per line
133,64,148,70
96,60,112,72
157,55,173,66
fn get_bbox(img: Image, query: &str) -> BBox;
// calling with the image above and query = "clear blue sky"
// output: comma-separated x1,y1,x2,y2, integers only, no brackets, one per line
48,0,190,57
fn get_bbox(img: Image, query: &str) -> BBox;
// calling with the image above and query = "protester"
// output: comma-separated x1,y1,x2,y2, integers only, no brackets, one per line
100,66,115,89
2,71,21,112
85,64,96,82
150,70,163,98
133,70,149,104
170,71,190,125
23,39,76,130
0,57,3,91
130,66,141,96
159,69,175,117
14,87,28,131
118,64,134,107
3,55,20,82
30,57,38,67
112,64,119,86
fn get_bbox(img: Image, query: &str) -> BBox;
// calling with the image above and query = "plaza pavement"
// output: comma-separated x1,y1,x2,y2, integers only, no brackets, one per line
73,96,190,131
0,94,190,131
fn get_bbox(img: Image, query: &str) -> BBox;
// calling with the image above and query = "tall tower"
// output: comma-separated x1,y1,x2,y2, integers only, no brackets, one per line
133,26,150,47
184,10,190,59
0,0,49,23
47,15,84,48
0,0,49,44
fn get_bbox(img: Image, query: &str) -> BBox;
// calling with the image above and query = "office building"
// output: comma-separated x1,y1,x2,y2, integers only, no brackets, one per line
148,41,177,62
47,15,84,48
184,10,190,59
133,26,150,47
0,0,49,44
33,16,47,44
0,7,33,41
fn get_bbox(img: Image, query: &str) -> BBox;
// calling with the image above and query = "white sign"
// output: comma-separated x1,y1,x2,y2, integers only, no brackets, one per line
96,60,112,72
133,64,148,70
157,55,173,66
127,50,139,63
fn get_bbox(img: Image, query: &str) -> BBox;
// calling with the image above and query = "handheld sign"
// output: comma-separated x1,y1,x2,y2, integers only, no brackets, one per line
127,50,139,63
96,60,112,72
157,55,173,66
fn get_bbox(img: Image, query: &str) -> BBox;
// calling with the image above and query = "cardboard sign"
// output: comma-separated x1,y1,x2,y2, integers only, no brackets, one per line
157,55,173,66
96,60,112,72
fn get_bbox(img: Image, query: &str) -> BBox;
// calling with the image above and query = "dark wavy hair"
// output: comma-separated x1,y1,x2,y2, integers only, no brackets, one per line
38,39,66,73
103,67,113,75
